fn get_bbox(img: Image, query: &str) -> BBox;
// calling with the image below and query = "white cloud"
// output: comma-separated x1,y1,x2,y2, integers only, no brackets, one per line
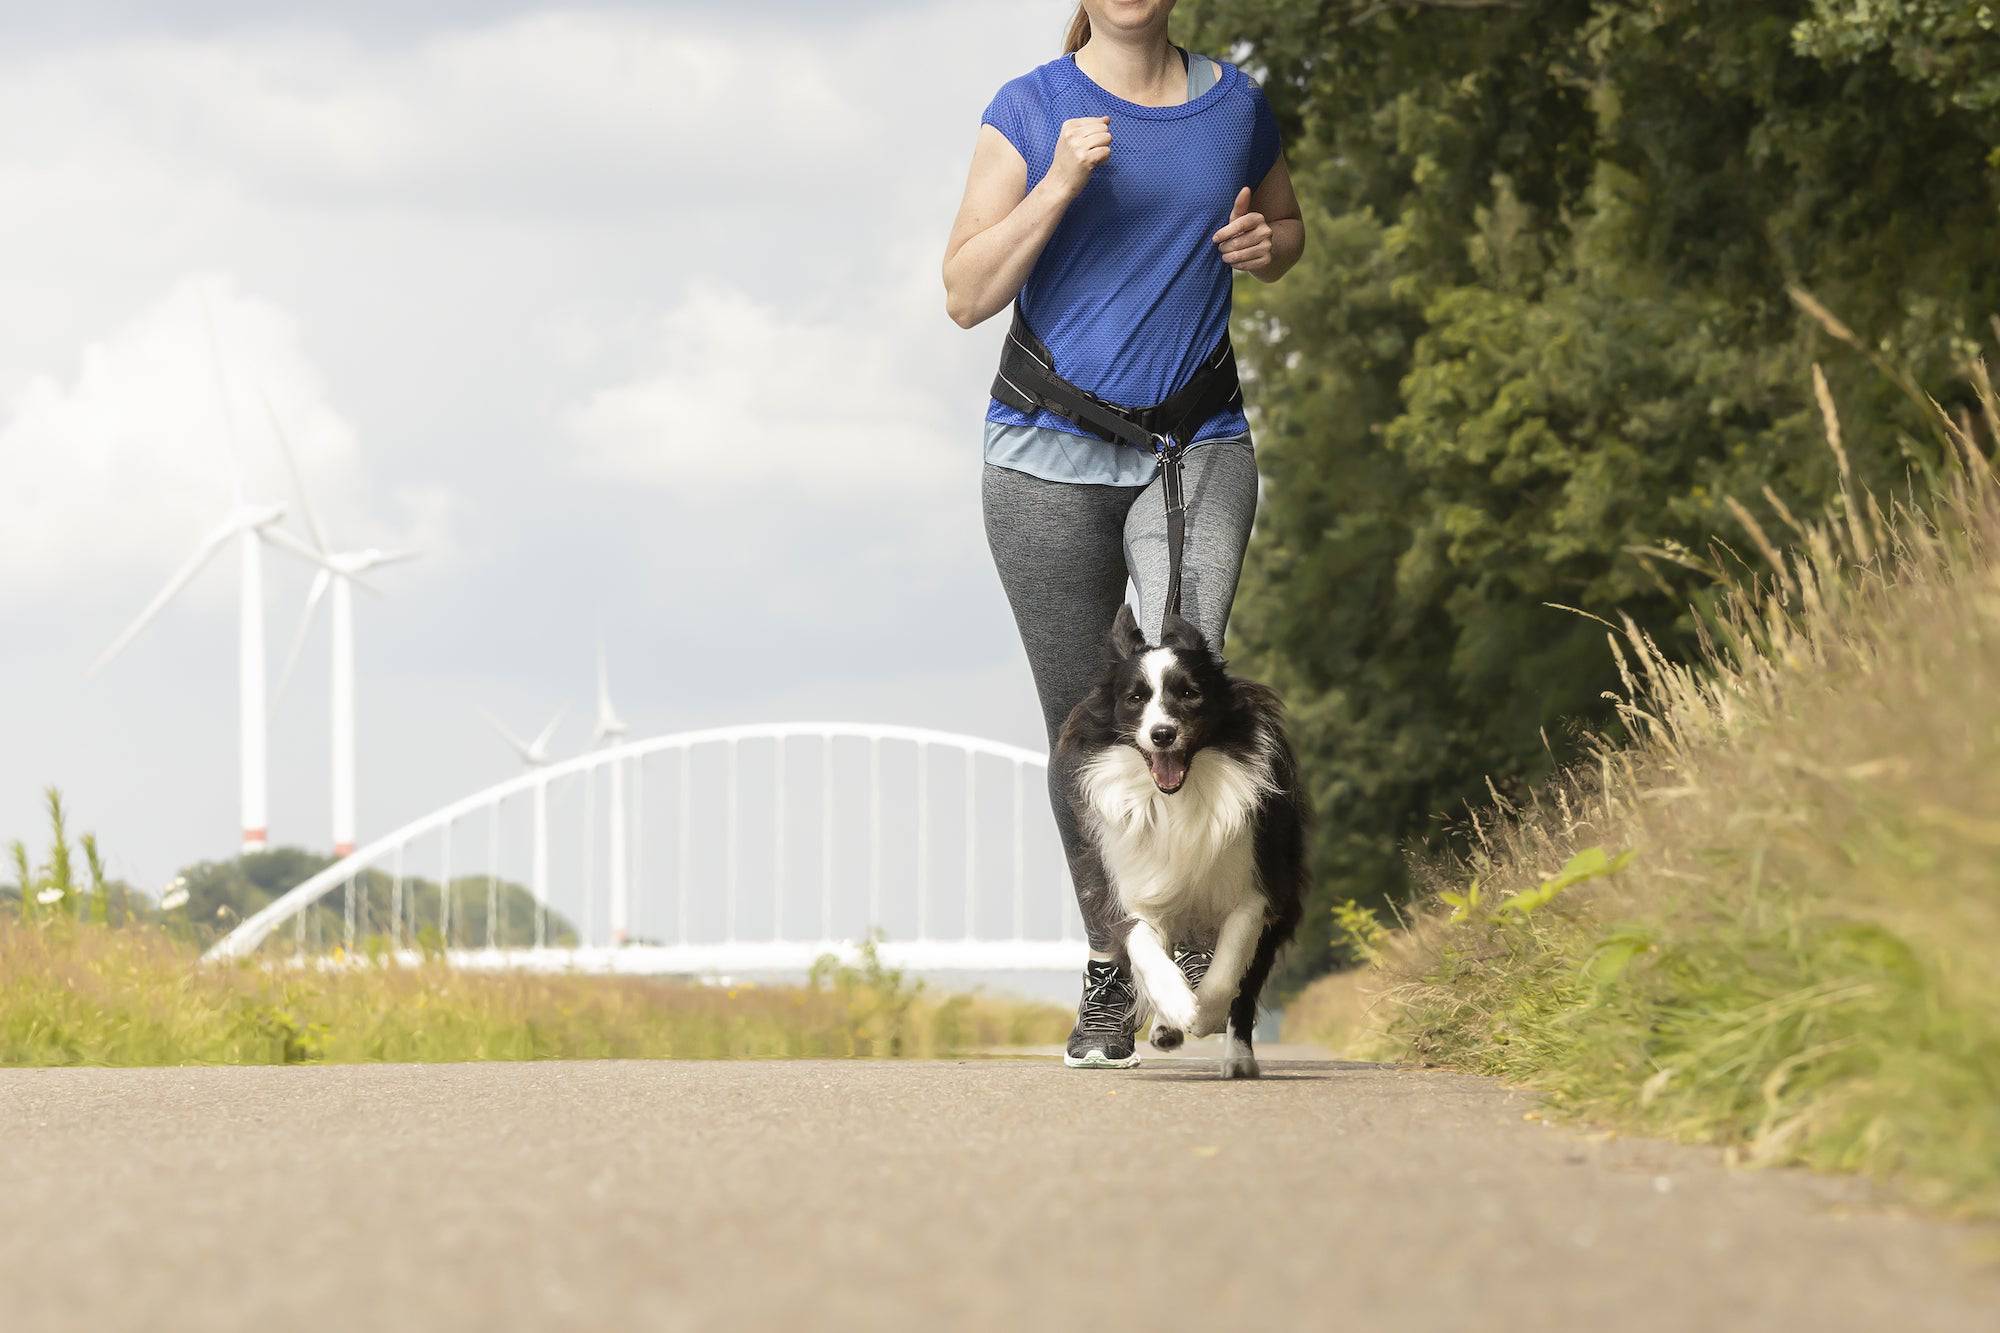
0,1,1064,897
0,271,441,612
563,277,965,493
0,13,869,219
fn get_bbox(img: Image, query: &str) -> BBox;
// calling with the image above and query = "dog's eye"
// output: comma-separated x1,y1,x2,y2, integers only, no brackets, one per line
1126,689,1146,703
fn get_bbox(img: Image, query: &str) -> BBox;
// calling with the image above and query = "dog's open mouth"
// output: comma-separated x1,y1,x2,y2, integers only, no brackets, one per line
1145,749,1189,794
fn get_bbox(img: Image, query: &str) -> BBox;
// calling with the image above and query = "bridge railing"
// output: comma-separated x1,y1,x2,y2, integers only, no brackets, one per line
205,722,1088,972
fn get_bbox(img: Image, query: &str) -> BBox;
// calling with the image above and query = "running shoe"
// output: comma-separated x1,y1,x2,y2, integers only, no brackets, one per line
1063,958,1140,1068
1175,945,1213,994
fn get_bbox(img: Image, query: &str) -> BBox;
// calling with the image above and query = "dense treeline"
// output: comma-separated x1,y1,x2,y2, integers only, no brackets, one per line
168,847,578,953
7,789,575,952
1178,0,2000,984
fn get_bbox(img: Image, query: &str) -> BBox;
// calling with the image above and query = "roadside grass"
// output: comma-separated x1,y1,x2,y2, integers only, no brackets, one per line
1278,964,1397,1061
0,920,1070,1065
1316,344,2000,1220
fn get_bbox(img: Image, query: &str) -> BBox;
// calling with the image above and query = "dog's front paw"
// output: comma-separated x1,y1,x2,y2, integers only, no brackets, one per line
1220,1049,1260,1079
1148,986,1198,1036
1148,984,1196,1050
1220,1030,1259,1079
1187,997,1230,1040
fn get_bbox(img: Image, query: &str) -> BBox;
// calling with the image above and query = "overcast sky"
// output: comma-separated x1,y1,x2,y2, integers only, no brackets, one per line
0,0,1140,906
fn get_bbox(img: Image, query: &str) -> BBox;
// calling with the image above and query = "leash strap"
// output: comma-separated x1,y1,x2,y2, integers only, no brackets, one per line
990,298,1240,624
1159,436,1187,619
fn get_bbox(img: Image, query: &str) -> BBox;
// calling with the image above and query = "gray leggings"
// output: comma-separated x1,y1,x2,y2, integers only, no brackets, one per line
980,438,1261,950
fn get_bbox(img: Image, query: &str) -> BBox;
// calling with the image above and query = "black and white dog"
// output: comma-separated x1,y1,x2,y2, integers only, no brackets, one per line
1055,603,1308,1078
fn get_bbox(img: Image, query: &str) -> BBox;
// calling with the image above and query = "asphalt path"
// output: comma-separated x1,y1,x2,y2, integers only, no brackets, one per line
4,1048,1995,1331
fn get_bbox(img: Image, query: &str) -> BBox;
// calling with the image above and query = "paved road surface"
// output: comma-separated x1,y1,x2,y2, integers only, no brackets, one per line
4,1050,1995,1331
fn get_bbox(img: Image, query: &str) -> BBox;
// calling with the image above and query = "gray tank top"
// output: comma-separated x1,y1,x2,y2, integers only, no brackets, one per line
982,46,1246,487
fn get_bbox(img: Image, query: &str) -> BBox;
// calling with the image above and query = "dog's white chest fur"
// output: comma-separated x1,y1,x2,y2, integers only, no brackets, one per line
1074,740,1272,941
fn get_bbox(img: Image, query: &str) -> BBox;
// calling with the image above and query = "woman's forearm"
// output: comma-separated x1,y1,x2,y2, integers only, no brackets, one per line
1251,216,1304,284
945,175,1081,329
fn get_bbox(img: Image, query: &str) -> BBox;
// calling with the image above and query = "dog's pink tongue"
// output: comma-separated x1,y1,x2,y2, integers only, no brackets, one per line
1147,751,1188,792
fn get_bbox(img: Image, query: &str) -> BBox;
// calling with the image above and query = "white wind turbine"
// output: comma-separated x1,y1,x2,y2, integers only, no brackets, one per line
594,641,631,946
88,294,337,853
269,397,418,857
484,705,568,769
482,704,568,949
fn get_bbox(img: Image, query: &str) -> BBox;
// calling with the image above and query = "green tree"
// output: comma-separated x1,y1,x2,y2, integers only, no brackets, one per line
1179,0,2000,985
171,847,577,951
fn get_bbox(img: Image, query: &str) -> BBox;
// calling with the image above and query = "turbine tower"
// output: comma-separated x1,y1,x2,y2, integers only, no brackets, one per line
270,396,417,857
594,641,631,946
88,293,335,852
483,705,567,949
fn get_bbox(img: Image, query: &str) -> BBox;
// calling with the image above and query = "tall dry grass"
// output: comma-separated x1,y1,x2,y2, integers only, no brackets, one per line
1346,318,2000,1218
5,787,1069,1066
0,920,1070,1065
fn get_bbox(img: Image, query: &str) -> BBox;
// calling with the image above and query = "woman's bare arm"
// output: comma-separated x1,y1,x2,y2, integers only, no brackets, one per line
942,118,1109,329
1212,153,1305,284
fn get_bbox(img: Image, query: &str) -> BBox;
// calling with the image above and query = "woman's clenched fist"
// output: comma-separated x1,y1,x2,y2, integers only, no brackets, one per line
1047,115,1112,199
1213,186,1273,272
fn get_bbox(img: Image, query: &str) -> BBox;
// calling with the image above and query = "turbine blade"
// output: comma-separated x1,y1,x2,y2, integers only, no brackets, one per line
262,390,329,555
532,702,569,754
347,548,417,599
258,522,343,574
274,569,333,700
478,707,535,761
88,519,240,677
199,285,246,507
594,637,624,737
359,547,421,572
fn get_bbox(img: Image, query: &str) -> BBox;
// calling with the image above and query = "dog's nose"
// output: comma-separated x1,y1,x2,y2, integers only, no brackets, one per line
1150,724,1178,748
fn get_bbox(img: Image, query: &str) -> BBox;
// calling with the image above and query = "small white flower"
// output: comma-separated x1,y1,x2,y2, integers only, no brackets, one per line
160,885,190,911
35,888,62,905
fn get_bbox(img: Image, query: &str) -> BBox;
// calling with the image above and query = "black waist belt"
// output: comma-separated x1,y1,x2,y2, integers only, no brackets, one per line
989,298,1244,622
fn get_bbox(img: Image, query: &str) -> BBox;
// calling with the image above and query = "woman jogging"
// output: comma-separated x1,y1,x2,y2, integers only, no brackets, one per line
940,1,1304,1067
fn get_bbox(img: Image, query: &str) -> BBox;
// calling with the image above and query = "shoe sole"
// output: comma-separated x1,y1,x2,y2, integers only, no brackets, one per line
1063,1048,1142,1069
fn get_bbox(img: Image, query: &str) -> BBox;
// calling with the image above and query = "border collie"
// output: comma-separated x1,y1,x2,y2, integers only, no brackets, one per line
1055,603,1308,1078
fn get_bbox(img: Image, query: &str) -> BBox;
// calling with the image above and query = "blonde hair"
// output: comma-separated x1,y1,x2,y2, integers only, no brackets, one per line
1063,5,1089,54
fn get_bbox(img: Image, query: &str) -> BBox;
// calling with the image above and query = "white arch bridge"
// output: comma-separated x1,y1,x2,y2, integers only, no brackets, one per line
205,723,1090,977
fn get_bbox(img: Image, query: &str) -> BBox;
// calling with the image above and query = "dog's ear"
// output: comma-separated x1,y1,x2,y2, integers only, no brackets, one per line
1107,602,1148,660
1158,609,1207,655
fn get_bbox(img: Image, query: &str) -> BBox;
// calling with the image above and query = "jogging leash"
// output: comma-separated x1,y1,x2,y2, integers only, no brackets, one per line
989,297,1242,624
1156,431,1187,620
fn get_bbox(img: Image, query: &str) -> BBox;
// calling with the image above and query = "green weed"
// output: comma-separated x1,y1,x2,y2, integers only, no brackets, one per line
1349,338,2000,1220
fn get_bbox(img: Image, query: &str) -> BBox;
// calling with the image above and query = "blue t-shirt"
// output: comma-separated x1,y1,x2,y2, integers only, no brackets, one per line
978,49,1282,483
